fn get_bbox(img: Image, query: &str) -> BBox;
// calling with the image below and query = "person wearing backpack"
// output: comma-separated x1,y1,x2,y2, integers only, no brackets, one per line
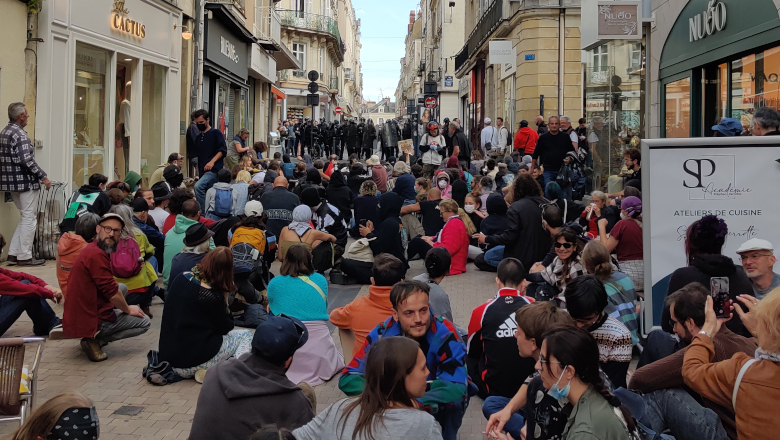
60,173,112,233
61,213,151,362
205,168,234,220
109,205,160,318
449,121,471,170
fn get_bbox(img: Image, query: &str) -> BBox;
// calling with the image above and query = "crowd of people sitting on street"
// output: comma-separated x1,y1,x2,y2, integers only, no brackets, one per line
2,107,780,440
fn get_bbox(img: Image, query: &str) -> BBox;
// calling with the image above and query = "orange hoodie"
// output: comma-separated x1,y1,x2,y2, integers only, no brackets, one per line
55,232,88,297
329,285,394,358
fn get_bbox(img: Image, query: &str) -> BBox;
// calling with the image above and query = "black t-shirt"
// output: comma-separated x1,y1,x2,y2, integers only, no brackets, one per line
419,199,445,236
524,374,572,440
625,167,641,191
532,131,574,172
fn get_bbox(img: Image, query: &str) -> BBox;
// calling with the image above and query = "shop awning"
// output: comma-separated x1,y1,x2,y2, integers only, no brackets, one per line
271,86,286,100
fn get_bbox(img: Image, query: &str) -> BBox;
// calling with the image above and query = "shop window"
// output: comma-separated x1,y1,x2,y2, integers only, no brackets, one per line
731,46,780,134
73,43,108,189
593,44,609,72
140,63,166,185
665,77,691,138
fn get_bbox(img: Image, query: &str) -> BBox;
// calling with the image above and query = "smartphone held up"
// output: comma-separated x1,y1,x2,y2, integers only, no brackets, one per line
710,277,732,319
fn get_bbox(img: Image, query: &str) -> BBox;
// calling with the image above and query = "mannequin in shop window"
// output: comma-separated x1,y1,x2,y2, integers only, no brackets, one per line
117,81,131,178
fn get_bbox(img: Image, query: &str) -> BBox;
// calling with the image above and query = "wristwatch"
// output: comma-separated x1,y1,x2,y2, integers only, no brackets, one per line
698,330,712,338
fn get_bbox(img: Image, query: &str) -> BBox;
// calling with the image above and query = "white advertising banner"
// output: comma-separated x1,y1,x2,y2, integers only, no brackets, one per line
643,137,780,327
488,41,515,65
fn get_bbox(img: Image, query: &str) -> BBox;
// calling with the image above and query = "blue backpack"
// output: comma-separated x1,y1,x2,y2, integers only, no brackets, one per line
213,187,233,218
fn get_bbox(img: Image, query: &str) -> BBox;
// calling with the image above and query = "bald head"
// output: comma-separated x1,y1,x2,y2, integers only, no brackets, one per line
536,115,544,124
273,176,289,188
428,188,442,200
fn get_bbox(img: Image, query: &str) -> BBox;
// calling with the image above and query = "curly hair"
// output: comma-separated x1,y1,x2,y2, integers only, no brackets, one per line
360,180,377,197
512,173,543,201
168,187,195,215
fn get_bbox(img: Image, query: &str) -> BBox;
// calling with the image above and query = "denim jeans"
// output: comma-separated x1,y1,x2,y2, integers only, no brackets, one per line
482,396,525,440
194,171,219,212
0,293,60,336
618,388,729,440
433,401,466,440
413,135,420,157
543,170,558,188
484,246,505,267
638,330,682,368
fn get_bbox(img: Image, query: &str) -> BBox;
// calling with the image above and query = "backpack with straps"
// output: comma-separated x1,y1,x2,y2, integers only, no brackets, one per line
111,237,143,278
213,187,233,218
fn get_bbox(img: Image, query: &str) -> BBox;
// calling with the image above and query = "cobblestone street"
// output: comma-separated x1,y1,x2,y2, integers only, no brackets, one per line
0,259,497,439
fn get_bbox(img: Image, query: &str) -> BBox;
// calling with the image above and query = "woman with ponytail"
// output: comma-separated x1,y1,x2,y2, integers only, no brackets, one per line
538,326,638,440
582,241,640,346
406,199,470,275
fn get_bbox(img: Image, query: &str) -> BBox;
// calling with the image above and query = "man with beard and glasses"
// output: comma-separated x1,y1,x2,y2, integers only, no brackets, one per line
61,213,150,362
339,281,469,440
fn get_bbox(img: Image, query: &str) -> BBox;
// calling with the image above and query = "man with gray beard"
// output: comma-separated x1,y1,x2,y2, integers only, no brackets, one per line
60,213,150,362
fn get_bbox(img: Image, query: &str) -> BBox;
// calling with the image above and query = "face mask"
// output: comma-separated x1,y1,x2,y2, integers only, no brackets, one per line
464,204,475,213
620,212,627,220
196,123,207,132
438,180,447,189
547,367,571,400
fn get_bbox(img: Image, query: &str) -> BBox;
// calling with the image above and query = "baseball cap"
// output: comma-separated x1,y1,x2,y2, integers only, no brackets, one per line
244,200,264,217
99,213,125,228
712,118,743,137
163,165,183,188
252,314,309,364
736,238,774,254
130,197,150,213
184,223,214,247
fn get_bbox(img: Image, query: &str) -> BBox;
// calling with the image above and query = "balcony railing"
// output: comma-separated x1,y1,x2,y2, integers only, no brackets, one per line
277,10,344,56
279,69,289,81
344,68,355,82
206,0,245,16
254,6,281,45
292,69,307,78
329,77,339,92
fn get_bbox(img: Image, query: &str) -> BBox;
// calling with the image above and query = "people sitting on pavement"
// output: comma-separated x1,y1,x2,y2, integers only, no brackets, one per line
407,199,471,274
161,187,215,234
56,213,99,297
7,392,99,440
300,186,348,254
349,180,380,238
483,301,575,440
564,275,633,388
149,181,172,230
347,163,370,197
579,190,615,238
109,204,160,317
158,247,253,383
205,168,234,221
681,288,780,440
527,226,586,305
267,244,344,386
413,248,463,335
342,192,408,284
325,168,354,228
294,336,443,440
340,281,468,440
188,314,314,440
168,223,213,293
163,199,214,287
130,197,165,273
472,193,511,272
627,282,755,440
259,176,299,241
330,254,406,360
62,213,151,362
391,161,417,203
400,187,445,242
467,258,536,400
231,170,251,216
278,206,336,263
0,234,63,337
736,238,780,300
581,240,640,346
544,181,583,224
597,195,644,292
530,326,641,440
60,173,111,233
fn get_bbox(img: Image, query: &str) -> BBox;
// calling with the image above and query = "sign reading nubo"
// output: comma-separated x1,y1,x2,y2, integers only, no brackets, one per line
111,0,146,39
597,1,640,39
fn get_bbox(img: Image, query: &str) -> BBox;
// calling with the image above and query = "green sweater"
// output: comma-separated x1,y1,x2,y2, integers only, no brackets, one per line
563,386,633,440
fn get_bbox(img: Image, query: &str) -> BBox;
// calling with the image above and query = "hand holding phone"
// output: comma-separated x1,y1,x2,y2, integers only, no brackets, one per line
710,277,732,319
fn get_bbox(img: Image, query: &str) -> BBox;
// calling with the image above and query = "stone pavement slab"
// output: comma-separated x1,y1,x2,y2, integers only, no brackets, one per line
0,259,499,439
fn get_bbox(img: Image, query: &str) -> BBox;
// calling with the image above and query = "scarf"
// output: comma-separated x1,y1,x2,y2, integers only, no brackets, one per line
755,348,780,362
289,205,313,237
47,407,99,440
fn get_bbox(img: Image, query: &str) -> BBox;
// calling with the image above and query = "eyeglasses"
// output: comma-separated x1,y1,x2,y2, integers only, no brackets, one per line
574,315,599,327
740,253,773,262
668,318,679,328
554,242,574,249
539,354,563,365
101,226,123,236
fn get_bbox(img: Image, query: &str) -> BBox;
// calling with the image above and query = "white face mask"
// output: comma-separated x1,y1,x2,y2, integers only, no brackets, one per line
620,212,627,220
464,204,476,213
438,180,447,189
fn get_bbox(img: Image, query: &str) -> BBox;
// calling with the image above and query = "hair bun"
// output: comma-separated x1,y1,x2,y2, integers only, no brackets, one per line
696,215,728,239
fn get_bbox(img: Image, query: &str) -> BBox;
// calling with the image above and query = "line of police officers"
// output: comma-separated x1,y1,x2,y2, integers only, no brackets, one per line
287,117,403,161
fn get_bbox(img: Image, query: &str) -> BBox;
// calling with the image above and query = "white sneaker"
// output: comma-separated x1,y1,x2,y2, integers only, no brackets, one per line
194,368,207,384
48,324,65,340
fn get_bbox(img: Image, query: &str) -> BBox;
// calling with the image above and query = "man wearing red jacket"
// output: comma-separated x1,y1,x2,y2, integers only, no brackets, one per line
0,235,63,336
62,214,150,362
513,120,539,156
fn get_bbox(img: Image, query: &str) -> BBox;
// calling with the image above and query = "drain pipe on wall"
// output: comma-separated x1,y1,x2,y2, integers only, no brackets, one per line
558,7,565,116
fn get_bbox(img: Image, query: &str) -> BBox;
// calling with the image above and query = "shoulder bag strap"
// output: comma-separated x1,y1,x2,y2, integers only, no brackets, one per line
632,218,644,229
732,358,757,409
298,275,327,302
563,199,568,223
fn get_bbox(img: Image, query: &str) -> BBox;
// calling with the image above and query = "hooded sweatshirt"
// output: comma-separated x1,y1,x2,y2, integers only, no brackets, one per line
59,184,112,232
514,126,539,155
163,215,200,286
367,192,407,266
392,172,417,201
480,193,509,236
485,194,550,269
56,232,89,296
663,254,752,337
329,285,394,358
435,170,452,199
189,354,315,440
124,171,142,191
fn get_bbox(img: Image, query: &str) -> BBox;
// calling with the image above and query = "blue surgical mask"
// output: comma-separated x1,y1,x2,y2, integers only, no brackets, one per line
547,367,571,400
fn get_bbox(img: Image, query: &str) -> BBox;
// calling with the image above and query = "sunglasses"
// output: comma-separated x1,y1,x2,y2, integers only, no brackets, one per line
553,242,574,249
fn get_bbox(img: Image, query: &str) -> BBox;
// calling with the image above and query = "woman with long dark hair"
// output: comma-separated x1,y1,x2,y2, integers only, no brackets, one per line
292,336,442,440
527,226,586,305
